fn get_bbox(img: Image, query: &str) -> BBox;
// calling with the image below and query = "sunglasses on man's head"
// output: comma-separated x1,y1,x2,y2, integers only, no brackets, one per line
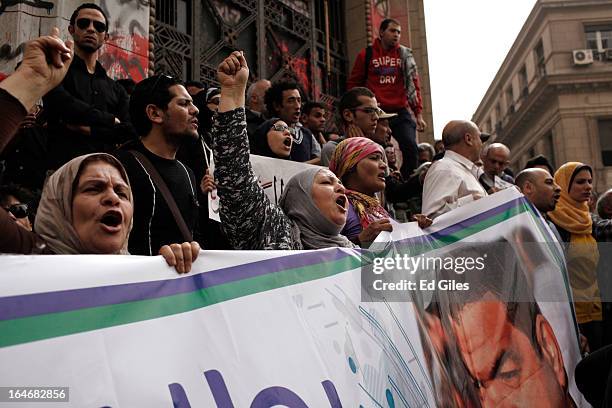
76,18,107,33
150,74,174,94
3,203,28,219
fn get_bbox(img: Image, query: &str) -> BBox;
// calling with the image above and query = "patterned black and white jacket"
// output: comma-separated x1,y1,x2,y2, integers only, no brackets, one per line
211,108,298,250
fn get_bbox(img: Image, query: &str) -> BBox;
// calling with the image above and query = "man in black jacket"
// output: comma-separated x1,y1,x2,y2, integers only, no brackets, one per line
115,75,200,256
43,3,132,169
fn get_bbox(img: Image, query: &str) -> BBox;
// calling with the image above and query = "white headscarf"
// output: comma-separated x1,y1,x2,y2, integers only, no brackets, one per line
35,153,133,254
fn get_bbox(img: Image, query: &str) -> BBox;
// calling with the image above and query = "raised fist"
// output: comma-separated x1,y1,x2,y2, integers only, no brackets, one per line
217,51,249,89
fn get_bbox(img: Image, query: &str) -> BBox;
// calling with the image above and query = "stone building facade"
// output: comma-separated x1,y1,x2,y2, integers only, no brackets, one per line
472,0,612,191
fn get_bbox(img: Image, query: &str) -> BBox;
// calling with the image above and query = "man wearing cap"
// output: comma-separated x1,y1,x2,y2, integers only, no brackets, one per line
422,120,489,219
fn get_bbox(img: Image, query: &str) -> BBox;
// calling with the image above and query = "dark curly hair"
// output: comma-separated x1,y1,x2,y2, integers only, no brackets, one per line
264,80,302,118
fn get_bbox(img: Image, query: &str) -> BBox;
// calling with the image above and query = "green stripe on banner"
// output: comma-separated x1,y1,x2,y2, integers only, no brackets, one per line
393,202,529,256
0,256,361,347
1,200,528,347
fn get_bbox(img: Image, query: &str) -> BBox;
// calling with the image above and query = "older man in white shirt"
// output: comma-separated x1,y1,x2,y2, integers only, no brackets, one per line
422,120,489,219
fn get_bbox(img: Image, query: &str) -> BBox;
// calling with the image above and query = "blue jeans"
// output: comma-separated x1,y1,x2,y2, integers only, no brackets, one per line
389,108,417,179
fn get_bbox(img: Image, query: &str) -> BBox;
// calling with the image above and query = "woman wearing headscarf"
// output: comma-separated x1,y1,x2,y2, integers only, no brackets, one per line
549,162,603,351
211,51,353,250
251,118,293,159
329,137,393,246
1,153,199,273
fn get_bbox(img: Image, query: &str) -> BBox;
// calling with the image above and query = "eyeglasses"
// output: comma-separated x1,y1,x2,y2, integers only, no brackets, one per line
351,107,383,117
76,18,107,33
3,203,28,219
271,123,295,134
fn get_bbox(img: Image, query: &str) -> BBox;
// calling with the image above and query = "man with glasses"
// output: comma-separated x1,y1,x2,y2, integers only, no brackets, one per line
479,142,514,194
0,185,32,231
320,87,383,166
43,3,132,169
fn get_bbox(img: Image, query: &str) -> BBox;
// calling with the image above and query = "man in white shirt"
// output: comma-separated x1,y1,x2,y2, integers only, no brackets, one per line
422,120,489,219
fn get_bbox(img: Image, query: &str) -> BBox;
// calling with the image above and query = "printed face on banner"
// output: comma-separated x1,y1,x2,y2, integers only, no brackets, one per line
412,235,577,408
450,298,569,407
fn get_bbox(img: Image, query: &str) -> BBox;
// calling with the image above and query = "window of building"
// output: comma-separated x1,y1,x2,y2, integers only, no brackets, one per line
542,132,555,169
495,103,502,131
519,66,528,98
534,40,546,77
506,86,514,114
598,119,612,166
586,24,612,52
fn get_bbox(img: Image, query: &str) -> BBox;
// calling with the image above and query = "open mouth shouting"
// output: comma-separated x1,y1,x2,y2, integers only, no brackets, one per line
99,210,124,233
283,136,293,150
335,195,348,212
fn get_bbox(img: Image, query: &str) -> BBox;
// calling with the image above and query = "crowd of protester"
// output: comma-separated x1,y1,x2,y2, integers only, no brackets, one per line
2,4,612,405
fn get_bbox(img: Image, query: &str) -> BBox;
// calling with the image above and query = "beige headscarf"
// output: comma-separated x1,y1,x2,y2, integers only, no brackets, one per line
35,153,133,254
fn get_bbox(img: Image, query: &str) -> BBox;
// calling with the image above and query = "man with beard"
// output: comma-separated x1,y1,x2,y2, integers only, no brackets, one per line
44,3,132,168
115,75,201,256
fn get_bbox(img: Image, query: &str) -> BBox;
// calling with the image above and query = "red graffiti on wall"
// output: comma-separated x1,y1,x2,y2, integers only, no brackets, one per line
278,41,310,95
370,0,389,42
99,33,148,81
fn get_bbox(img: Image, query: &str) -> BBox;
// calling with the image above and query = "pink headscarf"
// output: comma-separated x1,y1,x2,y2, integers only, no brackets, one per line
328,137,384,180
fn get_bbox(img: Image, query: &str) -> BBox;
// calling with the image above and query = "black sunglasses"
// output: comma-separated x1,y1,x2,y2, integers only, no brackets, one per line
76,18,107,33
150,74,174,94
4,203,28,219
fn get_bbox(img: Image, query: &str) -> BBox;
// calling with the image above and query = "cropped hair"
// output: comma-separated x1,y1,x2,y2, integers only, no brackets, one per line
302,101,328,116
337,87,375,125
70,3,108,28
380,18,400,32
129,75,182,136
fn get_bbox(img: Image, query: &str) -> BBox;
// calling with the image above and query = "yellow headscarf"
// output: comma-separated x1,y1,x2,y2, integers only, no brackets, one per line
548,162,592,234
549,162,600,324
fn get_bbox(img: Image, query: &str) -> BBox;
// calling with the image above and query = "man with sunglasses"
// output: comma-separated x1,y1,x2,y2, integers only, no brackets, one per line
320,87,383,166
43,3,132,169
0,185,32,232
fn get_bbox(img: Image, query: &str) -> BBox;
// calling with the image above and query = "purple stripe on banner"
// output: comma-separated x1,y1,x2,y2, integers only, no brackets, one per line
0,197,525,322
391,197,525,247
430,197,525,239
0,248,348,321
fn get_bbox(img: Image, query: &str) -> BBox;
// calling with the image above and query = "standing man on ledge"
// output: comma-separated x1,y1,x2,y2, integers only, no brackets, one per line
347,18,427,179
44,3,132,169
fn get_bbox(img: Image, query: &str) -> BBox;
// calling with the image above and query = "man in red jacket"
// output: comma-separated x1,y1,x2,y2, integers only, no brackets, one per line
347,18,427,179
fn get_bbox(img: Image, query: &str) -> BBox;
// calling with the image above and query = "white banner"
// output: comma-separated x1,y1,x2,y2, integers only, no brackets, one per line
250,155,321,205
0,189,586,407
